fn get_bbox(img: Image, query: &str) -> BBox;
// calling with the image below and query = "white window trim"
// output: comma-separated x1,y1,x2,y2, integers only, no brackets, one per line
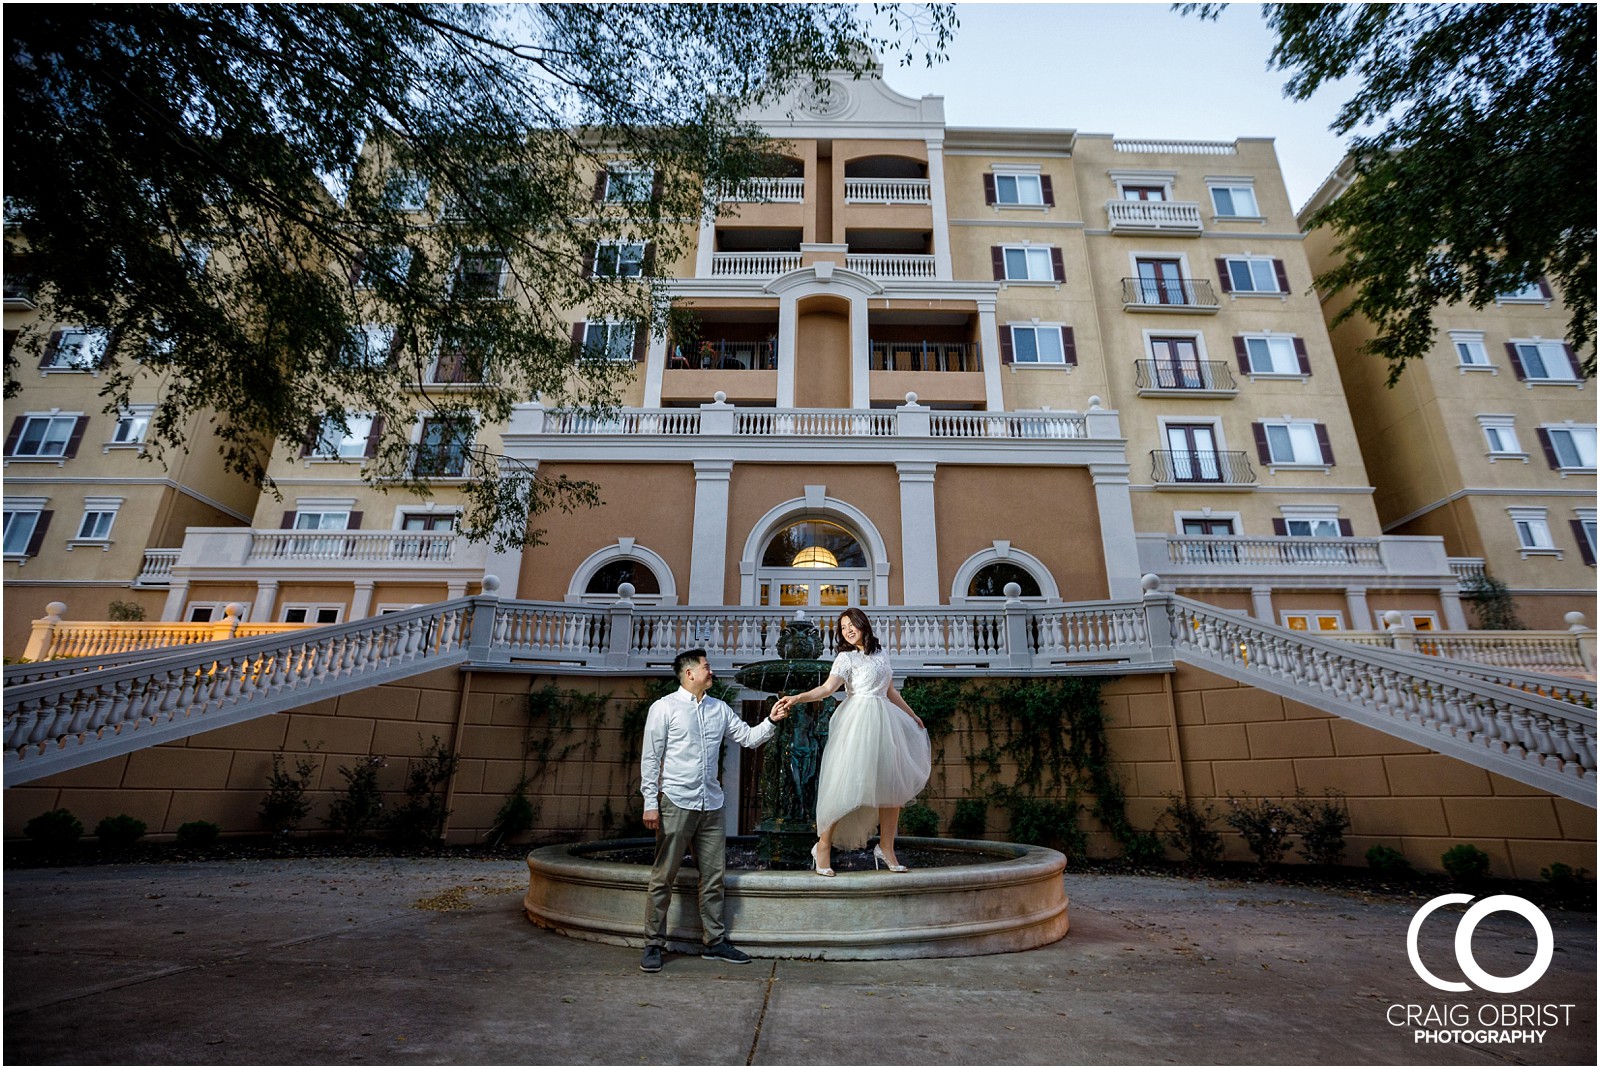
565,538,679,605
1205,177,1263,221
593,239,647,279
1447,329,1496,374
948,542,1060,605
1495,282,1552,306
1109,169,1177,200
1508,506,1560,558
67,496,123,550
1172,510,1242,536
385,172,431,213
38,326,109,376
6,410,84,465
1006,321,1070,368
280,603,346,625
1541,423,1598,475
1476,414,1528,463
354,245,413,290
1575,508,1597,565
2,497,48,561
105,403,156,452
1239,331,1305,379
602,164,655,204
407,411,479,481
1381,612,1441,632
1281,611,1346,632
1260,418,1330,471
390,503,464,529
1222,254,1287,297
183,601,252,624
374,603,425,615
998,243,1060,285
1511,337,1583,387
989,163,1047,209
308,413,377,463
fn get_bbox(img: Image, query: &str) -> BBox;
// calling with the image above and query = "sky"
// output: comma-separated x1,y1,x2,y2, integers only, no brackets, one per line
880,2,1361,214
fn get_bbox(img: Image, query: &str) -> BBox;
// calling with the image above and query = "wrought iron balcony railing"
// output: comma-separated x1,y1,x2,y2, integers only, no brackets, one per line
1133,359,1236,392
869,341,979,373
669,339,777,371
1150,449,1255,485
1120,277,1221,310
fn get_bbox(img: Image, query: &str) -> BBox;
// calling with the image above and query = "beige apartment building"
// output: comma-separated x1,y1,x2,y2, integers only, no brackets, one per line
1301,162,1595,629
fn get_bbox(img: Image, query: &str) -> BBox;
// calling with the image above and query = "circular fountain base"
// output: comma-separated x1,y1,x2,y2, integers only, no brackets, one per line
524,836,1069,959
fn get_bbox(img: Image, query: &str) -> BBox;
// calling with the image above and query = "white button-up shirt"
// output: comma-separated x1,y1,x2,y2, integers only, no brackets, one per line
640,687,776,812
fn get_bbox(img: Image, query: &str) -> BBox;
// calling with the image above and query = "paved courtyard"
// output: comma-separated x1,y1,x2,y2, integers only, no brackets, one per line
4,857,1594,1065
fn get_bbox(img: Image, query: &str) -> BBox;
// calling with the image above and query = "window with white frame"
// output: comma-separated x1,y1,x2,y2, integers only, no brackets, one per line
184,602,250,623
9,414,80,457
73,498,122,542
1509,507,1557,553
1477,415,1525,458
40,328,109,370
313,414,375,460
1575,509,1597,564
1000,245,1058,282
1282,612,1344,632
1241,335,1302,375
1544,425,1597,470
340,324,394,367
592,240,646,278
1498,279,1550,302
384,172,430,211
991,170,1044,206
602,166,654,203
1449,330,1491,368
1260,421,1328,466
581,321,638,362
1283,517,1341,538
282,605,344,625
452,251,508,298
1512,340,1579,382
1382,612,1440,632
293,509,352,531
110,405,154,446
2,506,44,557
1222,256,1285,294
354,246,413,289
1009,325,1067,365
1208,182,1259,217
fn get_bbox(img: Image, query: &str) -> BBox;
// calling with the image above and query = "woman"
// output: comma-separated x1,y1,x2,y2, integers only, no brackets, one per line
772,608,931,876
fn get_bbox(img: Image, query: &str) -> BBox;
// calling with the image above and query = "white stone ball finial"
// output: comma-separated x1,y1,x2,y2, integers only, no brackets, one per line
481,574,501,594
1087,395,1104,411
1140,574,1161,595
45,601,67,620
1003,582,1022,601
713,391,728,405
1383,610,1404,627
1565,611,1589,631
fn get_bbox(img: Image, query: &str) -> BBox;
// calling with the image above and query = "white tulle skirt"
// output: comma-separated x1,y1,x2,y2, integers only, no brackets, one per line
814,694,932,850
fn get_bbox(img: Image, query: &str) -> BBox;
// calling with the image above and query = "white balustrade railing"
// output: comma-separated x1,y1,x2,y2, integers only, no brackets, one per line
532,405,1111,441
547,410,702,435
1328,629,1591,676
930,413,1088,439
134,548,181,585
720,177,805,202
247,530,463,563
490,603,611,660
845,253,937,280
844,178,932,204
734,410,896,436
1106,200,1203,231
1164,536,1385,569
1166,595,1595,803
1449,557,1488,586
709,251,801,277
1113,139,1238,155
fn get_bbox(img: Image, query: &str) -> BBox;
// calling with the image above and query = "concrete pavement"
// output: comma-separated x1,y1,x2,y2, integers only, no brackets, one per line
4,857,1595,1065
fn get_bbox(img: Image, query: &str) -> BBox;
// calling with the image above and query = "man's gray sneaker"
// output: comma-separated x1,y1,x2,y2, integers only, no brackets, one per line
701,941,752,964
640,945,663,972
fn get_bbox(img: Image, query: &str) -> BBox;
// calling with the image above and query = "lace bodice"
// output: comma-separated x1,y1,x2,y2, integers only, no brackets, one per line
830,649,893,698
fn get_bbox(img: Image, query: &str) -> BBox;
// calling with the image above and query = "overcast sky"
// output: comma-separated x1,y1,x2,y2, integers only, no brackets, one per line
881,1,1360,213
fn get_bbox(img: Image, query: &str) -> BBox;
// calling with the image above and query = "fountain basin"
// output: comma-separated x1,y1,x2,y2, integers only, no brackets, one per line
524,836,1069,959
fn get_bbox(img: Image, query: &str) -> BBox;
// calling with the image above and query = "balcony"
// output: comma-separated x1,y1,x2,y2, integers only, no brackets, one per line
844,178,932,204
846,253,937,281
1133,359,1237,397
1449,557,1488,589
709,251,802,278
167,527,489,575
720,177,805,203
869,341,979,373
1121,278,1221,313
669,338,777,371
1136,533,1465,592
1106,200,1203,234
530,404,1107,442
133,548,182,587
409,445,471,479
1149,450,1255,486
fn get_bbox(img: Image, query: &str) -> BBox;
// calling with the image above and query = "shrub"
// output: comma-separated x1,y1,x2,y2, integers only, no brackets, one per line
1441,844,1491,884
1120,829,1166,866
948,798,988,840
1159,793,1222,867
24,808,83,848
107,599,147,622
1224,795,1293,865
1541,861,1589,886
488,778,537,845
1289,789,1350,867
175,820,221,847
1006,794,1085,859
1365,845,1414,876
95,814,148,849
325,756,387,838
260,749,320,835
1461,573,1525,631
387,735,458,845
898,801,939,838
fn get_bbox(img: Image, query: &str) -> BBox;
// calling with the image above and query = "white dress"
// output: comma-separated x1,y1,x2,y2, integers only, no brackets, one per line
814,649,932,850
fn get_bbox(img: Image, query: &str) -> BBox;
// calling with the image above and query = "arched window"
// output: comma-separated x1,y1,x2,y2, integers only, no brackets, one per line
585,559,661,597
761,521,867,569
967,561,1042,598
755,519,872,608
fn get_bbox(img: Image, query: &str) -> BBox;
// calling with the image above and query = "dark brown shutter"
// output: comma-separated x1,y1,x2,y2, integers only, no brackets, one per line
1233,336,1250,373
991,247,1005,281
1313,423,1334,465
281,511,298,529
571,322,587,361
633,322,649,363
364,416,385,459
1293,337,1311,375
1562,344,1583,379
1251,422,1271,464
1049,247,1065,282
983,174,997,205
593,170,608,202
1271,519,1288,536
582,243,596,279
1061,327,1077,366
62,416,90,459
999,327,1014,364
38,330,63,369
1535,427,1559,468
650,171,664,204
1571,520,1595,565
1272,259,1290,294
24,511,51,556
1536,277,1553,299
1337,519,1354,537
346,511,363,530
3,417,23,456
1040,175,1055,207
1215,259,1232,294
1504,342,1527,380
642,243,656,276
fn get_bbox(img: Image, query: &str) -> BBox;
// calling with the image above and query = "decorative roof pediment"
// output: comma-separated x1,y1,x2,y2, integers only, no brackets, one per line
741,65,944,135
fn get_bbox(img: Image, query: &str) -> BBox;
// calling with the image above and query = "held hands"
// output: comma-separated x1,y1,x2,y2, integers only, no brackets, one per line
769,703,790,722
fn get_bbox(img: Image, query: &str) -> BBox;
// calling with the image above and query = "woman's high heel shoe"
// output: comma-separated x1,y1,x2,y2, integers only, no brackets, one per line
810,844,835,878
873,845,909,873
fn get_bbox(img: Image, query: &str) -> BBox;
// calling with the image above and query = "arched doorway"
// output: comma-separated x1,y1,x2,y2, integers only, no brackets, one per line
755,519,873,609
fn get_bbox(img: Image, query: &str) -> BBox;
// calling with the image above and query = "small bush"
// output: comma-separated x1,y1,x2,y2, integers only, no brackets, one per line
1540,861,1589,886
1441,844,1491,884
175,821,221,847
948,798,988,840
1290,789,1350,867
107,599,147,622
488,778,537,845
898,801,939,838
325,756,387,839
260,748,320,835
1120,829,1166,866
1160,793,1222,867
1007,794,1085,859
95,814,148,850
1365,845,1414,875
1224,795,1293,865
24,808,83,848
387,735,458,845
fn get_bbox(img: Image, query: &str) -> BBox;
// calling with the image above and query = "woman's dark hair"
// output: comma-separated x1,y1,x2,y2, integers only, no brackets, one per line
835,608,882,655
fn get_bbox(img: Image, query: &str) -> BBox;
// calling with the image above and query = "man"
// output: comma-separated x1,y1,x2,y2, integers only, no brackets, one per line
639,648,787,972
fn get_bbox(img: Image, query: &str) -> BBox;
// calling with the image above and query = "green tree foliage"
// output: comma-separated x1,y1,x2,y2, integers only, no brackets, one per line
4,4,953,547
1186,3,1595,383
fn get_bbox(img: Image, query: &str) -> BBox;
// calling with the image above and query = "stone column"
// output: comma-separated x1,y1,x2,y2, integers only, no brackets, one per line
1344,587,1372,630
250,580,279,623
1251,586,1275,622
642,330,669,408
926,136,953,281
350,580,375,620
689,460,734,605
896,461,940,605
850,291,870,410
977,298,1004,412
1089,464,1141,600
776,293,798,408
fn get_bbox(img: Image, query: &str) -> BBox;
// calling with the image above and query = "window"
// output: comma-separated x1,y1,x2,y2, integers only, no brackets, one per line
1449,330,1491,368
430,339,490,384
966,562,1042,598
40,328,109,370
1219,257,1287,294
293,510,352,531
452,252,508,298
1477,416,1524,458
343,325,395,367
1574,510,1597,566
353,246,413,289
985,169,1052,207
282,605,343,625
601,166,654,203
1209,183,1259,217
585,559,662,596
2,507,46,557
110,405,154,446
1509,340,1580,382
1239,335,1307,376
1133,258,1188,305
1509,508,1557,554
1283,613,1344,632
1007,325,1068,365
995,245,1062,283
1256,421,1331,467
1164,424,1223,482
414,417,472,477
312,414,376,460
1283,518,1341,538
1180,517,1235,536
580,321,640,363
74,499,121,542
592,241,646,278
1541,425,1597,471
1120,185,1167,201
184,602,251,623
1498,278,1551,302
8,414,84,458
1148,336,1205,389
384,172,430,211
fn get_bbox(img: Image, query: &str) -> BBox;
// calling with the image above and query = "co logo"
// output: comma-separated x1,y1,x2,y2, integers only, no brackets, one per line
1406,894,1554,994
